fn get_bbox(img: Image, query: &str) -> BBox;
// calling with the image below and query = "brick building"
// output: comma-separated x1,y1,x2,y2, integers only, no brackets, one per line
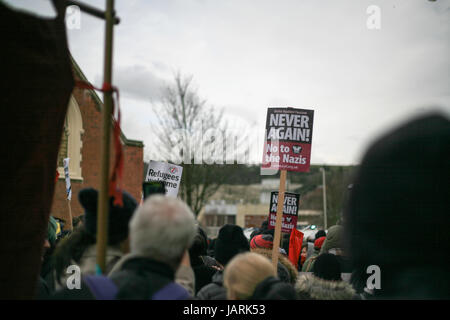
51,58,144,228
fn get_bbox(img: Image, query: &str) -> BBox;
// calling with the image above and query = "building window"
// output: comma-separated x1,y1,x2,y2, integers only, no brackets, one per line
57,95,84,181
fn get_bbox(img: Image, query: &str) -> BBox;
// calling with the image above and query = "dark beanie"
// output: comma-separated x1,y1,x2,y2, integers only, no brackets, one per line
313,253,341,281
344,113,450,273
79,188,138,245
214,224,250,266
315,230,326,240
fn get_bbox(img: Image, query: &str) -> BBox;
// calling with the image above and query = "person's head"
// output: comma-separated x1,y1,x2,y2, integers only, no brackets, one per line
315,230,326,240
319,225,343,254
314,236,326,251
129,195,196,270
80,188,138,247
301,245,308,255
261,220,268,230
214,224,250,267
313,253,342,281
300,246,308,265
344,112,450,298
250,234,273,250
52,189,138,283
224,252,276,300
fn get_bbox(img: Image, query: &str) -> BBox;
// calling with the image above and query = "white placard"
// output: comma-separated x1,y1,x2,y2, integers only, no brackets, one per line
145,160,183,197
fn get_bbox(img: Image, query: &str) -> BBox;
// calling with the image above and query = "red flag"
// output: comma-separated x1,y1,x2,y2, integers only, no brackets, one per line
288,229,304,269
55,170,60,184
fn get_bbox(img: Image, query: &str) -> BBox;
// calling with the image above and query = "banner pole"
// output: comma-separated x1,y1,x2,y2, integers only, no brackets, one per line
272,169,287,270
96,0,115,274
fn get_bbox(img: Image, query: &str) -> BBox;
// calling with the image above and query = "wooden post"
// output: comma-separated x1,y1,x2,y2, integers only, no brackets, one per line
271,170,287,270
96,0,115,274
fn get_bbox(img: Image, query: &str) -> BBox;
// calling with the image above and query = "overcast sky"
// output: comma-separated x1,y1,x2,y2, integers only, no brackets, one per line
6,0,450,165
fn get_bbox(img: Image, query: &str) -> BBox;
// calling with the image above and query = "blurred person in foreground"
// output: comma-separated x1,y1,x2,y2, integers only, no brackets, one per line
35,216,59,299
345,112,450,299
52,188,137,289
52,195,197,299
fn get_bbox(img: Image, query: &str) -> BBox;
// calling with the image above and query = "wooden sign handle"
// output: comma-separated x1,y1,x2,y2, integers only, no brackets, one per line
271,170,287,270
67,200,73,231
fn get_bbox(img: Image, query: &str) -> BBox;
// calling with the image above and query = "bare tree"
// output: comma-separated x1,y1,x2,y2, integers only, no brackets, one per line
150,73,248,216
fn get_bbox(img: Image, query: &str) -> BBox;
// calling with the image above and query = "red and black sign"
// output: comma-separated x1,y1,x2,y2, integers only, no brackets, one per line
267,191,300,233
262,107,314,172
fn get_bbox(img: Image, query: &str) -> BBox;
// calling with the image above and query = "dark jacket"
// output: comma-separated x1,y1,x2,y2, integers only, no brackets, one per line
191,256,217,294
51,257,186,300
196,270,227,300
35,276,51,300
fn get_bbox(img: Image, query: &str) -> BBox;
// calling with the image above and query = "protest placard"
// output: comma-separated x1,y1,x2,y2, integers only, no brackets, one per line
267,191,300,233
261,107,314,270
262,107,314,172
145,160,183,197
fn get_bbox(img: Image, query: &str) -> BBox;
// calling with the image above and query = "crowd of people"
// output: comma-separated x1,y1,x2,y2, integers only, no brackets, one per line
35,112,449,300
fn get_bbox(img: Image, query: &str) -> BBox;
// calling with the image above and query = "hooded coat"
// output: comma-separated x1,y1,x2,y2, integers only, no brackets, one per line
295,273,357,300
319,225,343,254
303,225,352,273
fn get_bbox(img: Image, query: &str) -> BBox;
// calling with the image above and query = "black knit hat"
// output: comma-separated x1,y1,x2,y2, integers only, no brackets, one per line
214,224,250,266
79,188,138,245
313,253,341,281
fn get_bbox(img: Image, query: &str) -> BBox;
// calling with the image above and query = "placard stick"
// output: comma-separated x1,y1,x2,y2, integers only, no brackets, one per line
96,0,115,274
67,200,73,231
272,169,287,270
